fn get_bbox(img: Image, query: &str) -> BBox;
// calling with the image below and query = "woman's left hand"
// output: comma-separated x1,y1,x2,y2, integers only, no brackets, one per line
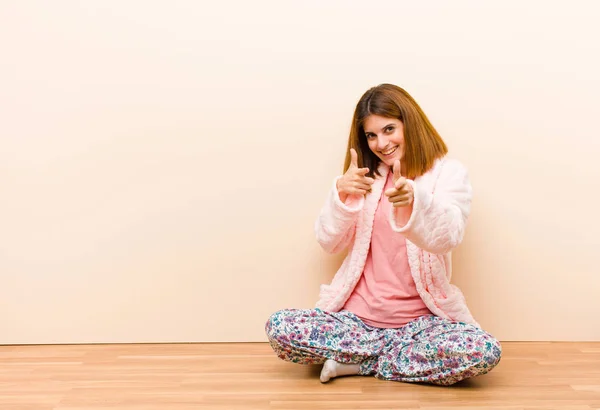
385,160,414,207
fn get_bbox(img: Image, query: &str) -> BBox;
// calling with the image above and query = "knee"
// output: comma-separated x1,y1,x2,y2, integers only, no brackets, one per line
468,332,502,370
265,309,293,345
483,335,502,369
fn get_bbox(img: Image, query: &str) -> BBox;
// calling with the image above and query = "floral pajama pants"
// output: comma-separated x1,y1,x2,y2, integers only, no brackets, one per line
265,308,502,385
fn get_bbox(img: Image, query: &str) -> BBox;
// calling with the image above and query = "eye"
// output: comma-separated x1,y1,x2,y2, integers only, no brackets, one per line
385,126,395,133
365,133,376,140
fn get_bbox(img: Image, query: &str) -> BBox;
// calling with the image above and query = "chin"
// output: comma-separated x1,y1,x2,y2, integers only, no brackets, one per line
380,157,399,167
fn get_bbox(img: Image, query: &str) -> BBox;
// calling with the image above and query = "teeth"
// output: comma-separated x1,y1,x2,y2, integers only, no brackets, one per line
382,147,397,155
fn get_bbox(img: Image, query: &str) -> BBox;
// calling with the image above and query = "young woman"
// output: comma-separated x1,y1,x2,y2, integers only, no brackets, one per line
265,84,501,385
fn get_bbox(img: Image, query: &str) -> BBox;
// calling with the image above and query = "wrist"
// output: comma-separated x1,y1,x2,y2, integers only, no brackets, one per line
335,180,346,201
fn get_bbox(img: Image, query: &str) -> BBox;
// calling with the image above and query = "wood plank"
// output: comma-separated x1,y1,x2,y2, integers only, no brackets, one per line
0,342,598,409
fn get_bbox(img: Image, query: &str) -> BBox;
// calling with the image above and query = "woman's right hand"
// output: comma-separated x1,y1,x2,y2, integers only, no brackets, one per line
336,149,375,203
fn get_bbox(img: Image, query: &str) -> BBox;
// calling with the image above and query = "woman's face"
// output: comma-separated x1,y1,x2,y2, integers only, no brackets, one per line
363,114,405,167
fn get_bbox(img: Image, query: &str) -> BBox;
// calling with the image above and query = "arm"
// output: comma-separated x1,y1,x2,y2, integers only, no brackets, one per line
388,159,472,254
314,176,364,254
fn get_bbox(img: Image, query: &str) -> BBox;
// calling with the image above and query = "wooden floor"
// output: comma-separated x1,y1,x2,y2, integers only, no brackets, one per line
1,342,599,410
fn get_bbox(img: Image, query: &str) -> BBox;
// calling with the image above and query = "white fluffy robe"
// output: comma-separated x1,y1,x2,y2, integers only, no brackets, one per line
314,157,479,328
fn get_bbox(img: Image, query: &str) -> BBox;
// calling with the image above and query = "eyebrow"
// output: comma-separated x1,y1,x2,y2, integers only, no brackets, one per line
364,123,395,134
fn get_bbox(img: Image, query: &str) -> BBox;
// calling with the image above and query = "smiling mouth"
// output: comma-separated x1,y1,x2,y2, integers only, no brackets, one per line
381,146,398,156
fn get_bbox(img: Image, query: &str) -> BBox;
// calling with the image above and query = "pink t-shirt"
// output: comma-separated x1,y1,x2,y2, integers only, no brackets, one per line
342,171,432,328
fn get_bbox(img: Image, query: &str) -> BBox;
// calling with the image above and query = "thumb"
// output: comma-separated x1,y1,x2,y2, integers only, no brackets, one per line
393,159,401,181
350,148,358,168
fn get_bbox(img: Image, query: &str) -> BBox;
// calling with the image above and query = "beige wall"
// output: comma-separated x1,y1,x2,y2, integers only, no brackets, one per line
1,1,599,344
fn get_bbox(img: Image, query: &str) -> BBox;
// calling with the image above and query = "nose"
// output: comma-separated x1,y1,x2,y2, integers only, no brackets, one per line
377,135,389,150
